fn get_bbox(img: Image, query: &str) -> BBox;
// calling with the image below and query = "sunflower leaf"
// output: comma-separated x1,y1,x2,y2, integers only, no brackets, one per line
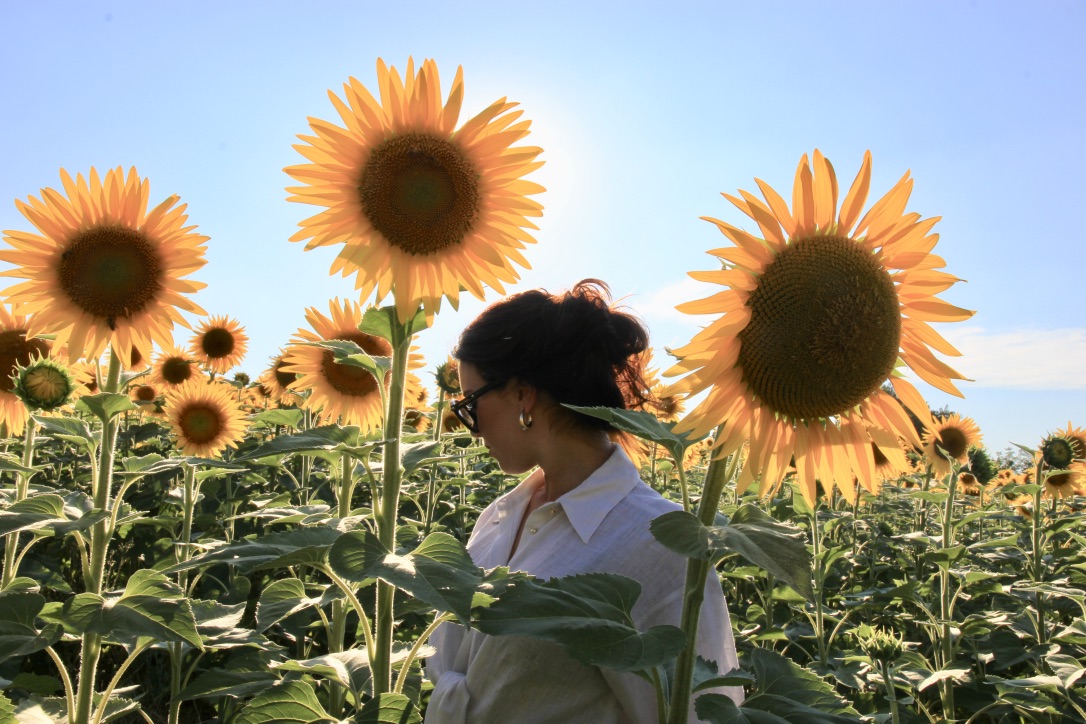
360,305,430,342
0,492,106,538
76,392,138,423
233,679,335,724
0,591,62,664
307,340,391,387
650,507,814,602
32,414,98,449
235,424,364,462
563,404,702,464
355,693,422,724
250,409,306,429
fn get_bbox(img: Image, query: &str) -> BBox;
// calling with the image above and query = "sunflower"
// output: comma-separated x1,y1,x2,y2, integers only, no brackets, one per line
152,344,204,389
871,439,910,483
665,151,972,504
285,57,545,322
189,314,248,374
257,349,303,403
0,305,51,436
958,472,983,497
404,374,433,432
1039,427,1086,499
923,414,982,476
0,167,208,362
164,379,247,458
282,299,424,430
434,357,461,397
130,381,162,408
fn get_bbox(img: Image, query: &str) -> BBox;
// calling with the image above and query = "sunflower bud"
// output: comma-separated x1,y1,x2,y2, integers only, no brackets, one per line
855,625,904,663
435,358,461,396
1041,434,1075,470
11,356,76,412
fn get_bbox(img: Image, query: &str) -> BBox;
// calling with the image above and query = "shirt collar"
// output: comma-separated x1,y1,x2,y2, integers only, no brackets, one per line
556,446,641,544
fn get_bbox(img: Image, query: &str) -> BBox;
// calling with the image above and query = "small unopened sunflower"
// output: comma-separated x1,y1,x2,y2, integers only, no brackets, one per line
164,379,247,458
189,315,249,374
923,414,982,476
0,167,208,361
0,306,51,435
152,344,203,389
434,357,461,397
285,57,545,322
12,355,75,412
282,299,424,430
666,151,973,504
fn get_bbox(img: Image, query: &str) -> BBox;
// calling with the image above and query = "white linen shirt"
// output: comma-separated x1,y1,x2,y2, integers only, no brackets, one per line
425,446,741,724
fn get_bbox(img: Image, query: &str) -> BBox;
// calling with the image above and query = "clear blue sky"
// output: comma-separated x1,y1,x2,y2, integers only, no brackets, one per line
2,1,1084,455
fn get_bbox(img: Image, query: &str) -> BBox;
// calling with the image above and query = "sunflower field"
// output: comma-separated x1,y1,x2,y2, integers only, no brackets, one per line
0,57,1084,724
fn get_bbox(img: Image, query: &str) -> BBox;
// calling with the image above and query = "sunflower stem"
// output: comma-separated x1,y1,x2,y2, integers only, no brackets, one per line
73,349,122,724
372,311,413,696
1,416,37,589
667,429,734,724
1031,458,1047,645
811,499,829,668
938,465,958,721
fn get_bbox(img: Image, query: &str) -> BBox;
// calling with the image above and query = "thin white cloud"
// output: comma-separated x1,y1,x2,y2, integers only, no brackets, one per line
633,276,714,326
937,326,1086,391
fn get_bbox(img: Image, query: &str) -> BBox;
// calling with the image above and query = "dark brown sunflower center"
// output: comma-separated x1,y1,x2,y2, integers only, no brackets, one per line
738,235,901,419
1042,437,1075,469
935,427,969,460
179,404,222,444
319,333,393,397
358,132,480,256
135,385,156,402
161,357,193,385
0,330,50,393
201,327,236,359
57,225,162,329
274,359,298,389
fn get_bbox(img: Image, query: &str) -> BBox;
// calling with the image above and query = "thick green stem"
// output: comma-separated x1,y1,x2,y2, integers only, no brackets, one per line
326,452,354,717
881,660,901,724
167,464,198,724
373,316,412,696
667,429,733,724
424,397,445,535
1031,459,1047,645
811,502,828,668
2,417,38,589
938,468,957,721
73,351,122,724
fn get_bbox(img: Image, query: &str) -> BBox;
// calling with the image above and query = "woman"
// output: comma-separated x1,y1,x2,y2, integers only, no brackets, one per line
425,280,741,723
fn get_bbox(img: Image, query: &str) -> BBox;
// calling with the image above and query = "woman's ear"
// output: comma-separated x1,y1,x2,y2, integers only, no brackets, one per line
513,381,538,412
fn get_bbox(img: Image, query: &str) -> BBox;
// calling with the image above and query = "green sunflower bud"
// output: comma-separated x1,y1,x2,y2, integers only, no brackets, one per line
11,355,76,412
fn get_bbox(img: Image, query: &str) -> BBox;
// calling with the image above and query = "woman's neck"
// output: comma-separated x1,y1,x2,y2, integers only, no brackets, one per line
535,432,615,502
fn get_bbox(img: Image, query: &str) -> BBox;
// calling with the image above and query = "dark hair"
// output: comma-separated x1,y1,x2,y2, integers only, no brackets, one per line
453,279,651,431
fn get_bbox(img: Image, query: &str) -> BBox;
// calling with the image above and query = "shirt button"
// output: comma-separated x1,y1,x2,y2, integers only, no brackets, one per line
530,527,538,534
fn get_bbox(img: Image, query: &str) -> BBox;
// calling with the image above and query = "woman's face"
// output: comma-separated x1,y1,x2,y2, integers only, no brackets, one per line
458,362,536,474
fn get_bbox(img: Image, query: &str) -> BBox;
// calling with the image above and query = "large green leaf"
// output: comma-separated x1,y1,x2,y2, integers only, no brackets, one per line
237,424,364,462
166,527,343,575
250,408,306,429
233,680,335,724
191,598,265,648
75,392,138,422
651,507,815,602
359,304,429,341
0,591,62,664
308,340,391,389
0,453,42,476
353,693,422,724
564,405,701,463
31,415,98,449
739,648,861,722
0,492,106,538
401,440,447,475
473,570,687,672
329,531,480,624
179,669,280,702
254,578,324,633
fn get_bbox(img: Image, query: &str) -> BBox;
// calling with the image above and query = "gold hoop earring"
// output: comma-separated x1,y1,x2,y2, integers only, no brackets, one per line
519,410,533,430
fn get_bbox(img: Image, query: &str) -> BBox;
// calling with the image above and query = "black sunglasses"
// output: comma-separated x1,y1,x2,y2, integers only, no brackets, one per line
449,379,505,433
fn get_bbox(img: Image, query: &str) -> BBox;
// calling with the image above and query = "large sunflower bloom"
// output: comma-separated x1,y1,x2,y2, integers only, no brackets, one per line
0,167,208,361
164,379,248,458
1039,425,1086,498
666,151,973,504
285,57,545,322
282,299,424,430
189,314,249,374
0,305,51,436
922,414,982,476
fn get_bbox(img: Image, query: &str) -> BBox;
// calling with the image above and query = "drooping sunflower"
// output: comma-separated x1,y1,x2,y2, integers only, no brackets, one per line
282,298,424,430
666,151,973,504
164,379,248,458
152,344,204,389
0,167,208,362
923,414,982,476
285,57,545,322
257,349,302,403
0,305,51,436
189,315,249,374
